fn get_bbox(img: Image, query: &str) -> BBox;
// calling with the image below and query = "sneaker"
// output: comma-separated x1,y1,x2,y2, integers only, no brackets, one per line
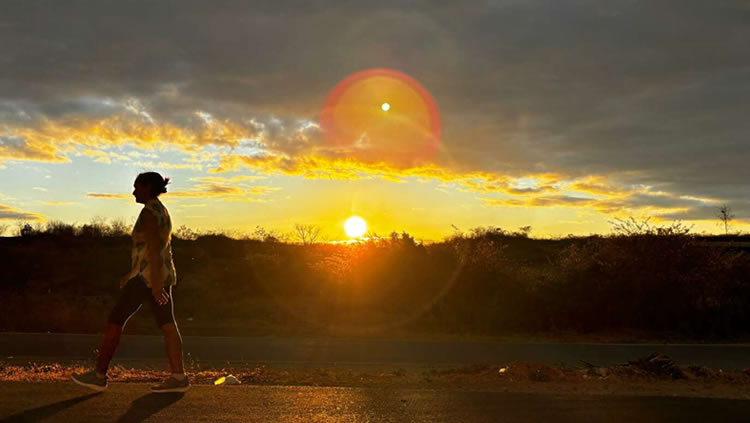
71,370,108,392
151,376,190,393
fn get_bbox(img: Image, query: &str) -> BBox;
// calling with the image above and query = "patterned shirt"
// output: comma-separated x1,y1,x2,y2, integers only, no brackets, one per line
129,198,177,288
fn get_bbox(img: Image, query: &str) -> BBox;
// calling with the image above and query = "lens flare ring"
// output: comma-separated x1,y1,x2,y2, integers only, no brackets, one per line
320,68,441,163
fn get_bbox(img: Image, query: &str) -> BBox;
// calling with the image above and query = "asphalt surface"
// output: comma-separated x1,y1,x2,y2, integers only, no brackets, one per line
2,333,750,369
2,382,750,422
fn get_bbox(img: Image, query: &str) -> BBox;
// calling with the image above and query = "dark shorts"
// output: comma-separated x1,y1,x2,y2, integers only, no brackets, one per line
108,276,176,327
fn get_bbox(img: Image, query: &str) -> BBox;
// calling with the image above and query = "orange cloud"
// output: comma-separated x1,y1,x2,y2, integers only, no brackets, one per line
3,113,737,226
133,161,204,171
87,193,130,199
207,151,707,220
78,149,132,164
0,203,44,221
1,114,256,164
563,176,630,197
481,194,695,220
88,182,279,202
0,134,68,163
189,175,265,184
210,153,515,185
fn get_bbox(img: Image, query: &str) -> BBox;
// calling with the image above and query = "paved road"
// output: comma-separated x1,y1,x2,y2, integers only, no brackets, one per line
2,382,750,422
2,333,750,369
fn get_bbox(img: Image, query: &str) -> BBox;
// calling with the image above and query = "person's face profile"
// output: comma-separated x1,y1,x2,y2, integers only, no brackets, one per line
132,182,150,204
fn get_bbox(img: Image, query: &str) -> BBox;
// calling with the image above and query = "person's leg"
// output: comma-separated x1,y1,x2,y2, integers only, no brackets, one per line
161,322,185,375
95,323,123,375
153,285,185,375
150,285,190,392
72,277,144,390
98,277,144,374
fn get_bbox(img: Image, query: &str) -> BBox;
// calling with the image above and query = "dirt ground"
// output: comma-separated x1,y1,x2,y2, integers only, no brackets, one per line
3,355,750,400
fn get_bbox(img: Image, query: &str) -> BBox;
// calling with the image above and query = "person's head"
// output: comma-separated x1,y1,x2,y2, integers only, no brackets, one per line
132,172,170,204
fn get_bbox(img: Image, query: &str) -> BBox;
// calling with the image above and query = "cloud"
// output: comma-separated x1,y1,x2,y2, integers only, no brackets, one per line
189,175,265,184
132,161,204,171
562,176,632,197
2,0,749,222
0,203,44,221
479,186,731,222
169,184,244,197
0,135,67,163
87,193,130,199
77,149,132,164
88,180,280,203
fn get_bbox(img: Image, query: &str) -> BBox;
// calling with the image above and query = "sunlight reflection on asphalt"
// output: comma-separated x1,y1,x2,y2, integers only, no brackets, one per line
3,383,750,422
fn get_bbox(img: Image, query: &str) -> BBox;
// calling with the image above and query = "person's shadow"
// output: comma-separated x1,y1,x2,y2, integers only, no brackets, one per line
2,392,101,422
115,392,185,423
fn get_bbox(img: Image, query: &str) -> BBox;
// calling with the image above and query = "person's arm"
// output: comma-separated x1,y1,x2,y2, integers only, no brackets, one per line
140,210,169,305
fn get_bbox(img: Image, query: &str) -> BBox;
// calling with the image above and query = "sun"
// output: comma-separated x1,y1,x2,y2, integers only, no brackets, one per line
344,216,367,238
381,102,390,111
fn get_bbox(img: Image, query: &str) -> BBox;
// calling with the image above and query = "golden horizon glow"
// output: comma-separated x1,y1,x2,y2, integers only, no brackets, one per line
344,216,367,238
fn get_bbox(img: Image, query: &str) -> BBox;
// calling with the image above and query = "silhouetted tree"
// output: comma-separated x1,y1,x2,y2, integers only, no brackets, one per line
175,224,199,240
718,205,734,235
294,223,321,245
251,225,281,243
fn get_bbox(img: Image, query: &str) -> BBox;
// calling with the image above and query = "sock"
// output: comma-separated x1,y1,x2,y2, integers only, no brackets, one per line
95,371,106,379
172,373,186,380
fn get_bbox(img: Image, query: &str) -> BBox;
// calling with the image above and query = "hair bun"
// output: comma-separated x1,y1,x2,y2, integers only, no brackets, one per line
135,172,171,197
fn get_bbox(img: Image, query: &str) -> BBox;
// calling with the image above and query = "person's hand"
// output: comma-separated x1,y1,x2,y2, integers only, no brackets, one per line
119,274,130,289
152,285,169,306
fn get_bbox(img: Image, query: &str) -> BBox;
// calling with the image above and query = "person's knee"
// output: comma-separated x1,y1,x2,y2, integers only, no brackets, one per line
105,322,123,336
160,322,180,337
107,311,132,328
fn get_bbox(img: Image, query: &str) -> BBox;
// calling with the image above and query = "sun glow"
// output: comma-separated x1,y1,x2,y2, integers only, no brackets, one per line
381,102,390,111
344,216,367,238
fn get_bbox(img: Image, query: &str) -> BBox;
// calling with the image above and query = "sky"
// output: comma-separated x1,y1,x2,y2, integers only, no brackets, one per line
1,0,749,241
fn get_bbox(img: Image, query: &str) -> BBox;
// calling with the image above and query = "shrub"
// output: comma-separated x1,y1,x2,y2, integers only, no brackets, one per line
44,220,76,237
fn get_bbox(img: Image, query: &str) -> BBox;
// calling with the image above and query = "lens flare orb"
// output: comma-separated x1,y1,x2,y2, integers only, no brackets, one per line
321,68,441,163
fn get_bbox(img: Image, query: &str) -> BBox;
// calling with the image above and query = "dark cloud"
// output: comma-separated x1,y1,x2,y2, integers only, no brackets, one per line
660,201,750,222
2,0,750,217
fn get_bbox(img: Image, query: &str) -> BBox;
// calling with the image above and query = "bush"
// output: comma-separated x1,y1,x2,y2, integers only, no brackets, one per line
4,220,750,339
76,217,108,237
17,222,42,237
108,218,129,236
45,220,76,237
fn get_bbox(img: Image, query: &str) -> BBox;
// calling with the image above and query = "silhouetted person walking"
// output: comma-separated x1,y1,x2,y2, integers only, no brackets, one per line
72,172,189,393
